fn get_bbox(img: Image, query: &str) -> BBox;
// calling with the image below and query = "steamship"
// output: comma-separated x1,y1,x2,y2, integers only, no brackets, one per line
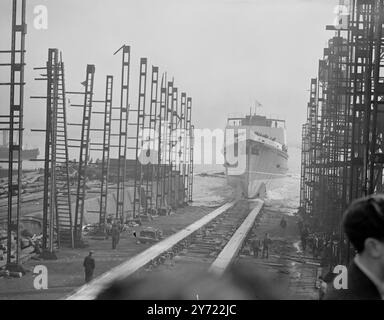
0,146,39,160
224,112,288,199
0,132,39,160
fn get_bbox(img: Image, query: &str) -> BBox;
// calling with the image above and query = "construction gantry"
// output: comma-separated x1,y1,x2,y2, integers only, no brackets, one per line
0,5,195,259
71,65,96,245
300,0,384,265
0,0,27,271
31,49,74,253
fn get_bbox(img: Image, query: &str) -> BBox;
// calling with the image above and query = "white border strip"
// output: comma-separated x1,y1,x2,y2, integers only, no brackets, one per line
66,200,236,300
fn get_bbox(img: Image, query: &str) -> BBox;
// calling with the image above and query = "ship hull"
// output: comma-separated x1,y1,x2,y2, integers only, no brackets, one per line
226,140,288,199
0,148,39,160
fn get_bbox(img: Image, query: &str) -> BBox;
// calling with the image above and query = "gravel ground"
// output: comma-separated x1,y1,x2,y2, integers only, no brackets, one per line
0,205,216,300
236,206,320,300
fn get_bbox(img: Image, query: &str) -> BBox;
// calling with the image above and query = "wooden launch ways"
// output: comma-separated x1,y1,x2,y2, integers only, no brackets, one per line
209,199,263,276
66,199,264,300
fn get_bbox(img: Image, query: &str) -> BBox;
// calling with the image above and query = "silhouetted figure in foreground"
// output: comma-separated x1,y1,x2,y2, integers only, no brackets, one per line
325,194,384,300
111,222,120,250
318,276,328,300
96,264,283,300
83,251,95,283
280,216,287,237
262,233,271,259
301,227,309,251
251,237,261,258
280,217,287,230
297,218,303,234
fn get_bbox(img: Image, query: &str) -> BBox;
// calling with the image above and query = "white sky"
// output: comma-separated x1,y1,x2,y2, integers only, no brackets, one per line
0,0,339,152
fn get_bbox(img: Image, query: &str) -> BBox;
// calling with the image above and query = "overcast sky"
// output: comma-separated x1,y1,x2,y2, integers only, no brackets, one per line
0,0,339,153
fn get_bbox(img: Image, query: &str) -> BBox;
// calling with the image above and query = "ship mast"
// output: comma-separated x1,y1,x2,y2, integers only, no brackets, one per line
254,99,262,116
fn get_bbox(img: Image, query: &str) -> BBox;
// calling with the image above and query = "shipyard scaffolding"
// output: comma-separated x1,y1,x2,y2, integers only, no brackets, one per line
76,48,195,228
143,66,159,215
88,75,114,234
300,0,384,265
133,58,148,219
0,9,196,253
112,45,130,223
0,0,27,272
178,93,187,206
31,49,74,254
187,101,194,203
67,65,96,246
155,75,169,212
163,80,174,212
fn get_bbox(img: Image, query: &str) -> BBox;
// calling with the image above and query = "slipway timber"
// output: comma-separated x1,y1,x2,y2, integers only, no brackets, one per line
0,0,195,271
66,199,264,300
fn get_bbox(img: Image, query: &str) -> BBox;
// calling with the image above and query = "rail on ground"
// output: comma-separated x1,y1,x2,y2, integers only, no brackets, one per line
66,200,236,300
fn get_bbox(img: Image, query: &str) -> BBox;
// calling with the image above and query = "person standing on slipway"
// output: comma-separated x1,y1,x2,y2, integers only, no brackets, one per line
83,251,95,283
262,233,271,259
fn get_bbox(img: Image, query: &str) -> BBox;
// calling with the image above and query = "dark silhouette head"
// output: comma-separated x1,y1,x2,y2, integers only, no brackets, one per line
96,264,283,300
343,194,384,254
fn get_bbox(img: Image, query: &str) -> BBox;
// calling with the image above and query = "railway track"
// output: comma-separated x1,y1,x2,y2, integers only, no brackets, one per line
67,199,264,300
141,200,254,274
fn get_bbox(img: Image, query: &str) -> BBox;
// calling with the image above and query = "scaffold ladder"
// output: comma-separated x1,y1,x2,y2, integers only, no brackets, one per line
349,0,375,199
55,56,74,248
113,45,130,222
145,66,159,213
31,49,73,250
164,81,174,209
172,88,179,208
187,100,194,203
99,76,114,228
367,0,384,194
184,97,192,203
73,65,96,244
0,0,27,270
42,49,59,253
133,58,148,217
87,76,114,233
179,92,187,206
156,74,168,209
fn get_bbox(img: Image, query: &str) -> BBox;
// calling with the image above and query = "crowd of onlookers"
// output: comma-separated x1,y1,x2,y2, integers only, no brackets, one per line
297,218,353,268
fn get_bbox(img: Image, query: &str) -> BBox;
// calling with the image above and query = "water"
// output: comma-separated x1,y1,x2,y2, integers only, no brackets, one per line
264,146,301,215
192,146,301,213
0,144,302,213
192,164,234,207
0,161,43,171
22,161,43,171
